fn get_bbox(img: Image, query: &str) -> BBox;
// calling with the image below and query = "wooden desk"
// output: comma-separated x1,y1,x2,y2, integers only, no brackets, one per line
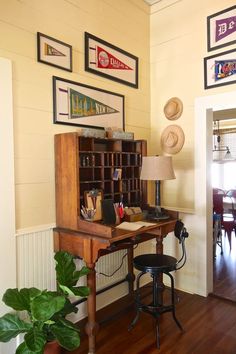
54,216,177,354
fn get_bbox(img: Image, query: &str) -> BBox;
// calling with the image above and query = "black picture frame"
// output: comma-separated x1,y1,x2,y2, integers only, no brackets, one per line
204,48,236,89
85,32,138,88
53,76,125,129
207,5,236,52
37,32,72,72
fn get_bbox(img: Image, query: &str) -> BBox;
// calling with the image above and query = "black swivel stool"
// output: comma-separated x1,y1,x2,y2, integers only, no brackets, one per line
129,220,189,348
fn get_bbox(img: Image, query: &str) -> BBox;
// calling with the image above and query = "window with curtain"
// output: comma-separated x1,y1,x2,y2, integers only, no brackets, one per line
212,161,236,190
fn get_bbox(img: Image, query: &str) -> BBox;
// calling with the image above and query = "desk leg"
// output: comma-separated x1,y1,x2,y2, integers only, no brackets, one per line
156,235,164,304
156,235,163,254
85,263,99,354
127,246,135,296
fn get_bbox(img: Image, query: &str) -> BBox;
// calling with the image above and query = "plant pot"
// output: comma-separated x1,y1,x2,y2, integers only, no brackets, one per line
44,341,61,354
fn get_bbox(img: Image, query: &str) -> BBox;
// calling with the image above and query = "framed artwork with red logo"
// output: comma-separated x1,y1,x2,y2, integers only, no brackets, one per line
85,32,138,88
204,48,236,89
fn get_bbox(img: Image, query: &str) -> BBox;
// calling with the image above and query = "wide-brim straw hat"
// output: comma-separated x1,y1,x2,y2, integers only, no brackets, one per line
164,97,183,120
161,125,185,154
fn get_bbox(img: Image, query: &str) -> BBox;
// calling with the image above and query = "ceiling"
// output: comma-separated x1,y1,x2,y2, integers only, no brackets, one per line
143,0,162,5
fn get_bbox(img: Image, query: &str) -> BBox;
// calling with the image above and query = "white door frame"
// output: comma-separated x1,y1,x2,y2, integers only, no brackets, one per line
195,91,236,295
0,57,16,353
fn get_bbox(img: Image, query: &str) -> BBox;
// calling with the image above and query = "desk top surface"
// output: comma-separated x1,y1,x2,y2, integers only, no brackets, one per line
54,217,178,243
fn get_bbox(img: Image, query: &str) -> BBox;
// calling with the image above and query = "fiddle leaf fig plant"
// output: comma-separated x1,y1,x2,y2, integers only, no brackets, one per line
0,251,90,353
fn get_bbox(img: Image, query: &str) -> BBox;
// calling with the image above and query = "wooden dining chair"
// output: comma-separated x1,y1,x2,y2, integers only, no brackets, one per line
213,188,225,195
213,193,235,251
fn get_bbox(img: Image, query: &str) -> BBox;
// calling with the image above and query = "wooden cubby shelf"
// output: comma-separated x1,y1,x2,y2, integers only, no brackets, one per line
54,132,147,230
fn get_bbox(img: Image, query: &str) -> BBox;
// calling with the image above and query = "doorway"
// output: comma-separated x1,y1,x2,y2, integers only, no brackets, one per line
212,113,236,301
195,90,236,297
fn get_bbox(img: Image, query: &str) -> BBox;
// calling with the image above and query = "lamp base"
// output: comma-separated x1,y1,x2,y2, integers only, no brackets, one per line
146,206,170,221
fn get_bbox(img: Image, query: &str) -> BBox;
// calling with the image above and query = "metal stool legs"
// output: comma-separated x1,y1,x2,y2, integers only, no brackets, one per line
128,271,144,331
129,270,183,348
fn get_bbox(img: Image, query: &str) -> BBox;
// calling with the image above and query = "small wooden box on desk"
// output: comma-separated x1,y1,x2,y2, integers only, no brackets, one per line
124,213,144,222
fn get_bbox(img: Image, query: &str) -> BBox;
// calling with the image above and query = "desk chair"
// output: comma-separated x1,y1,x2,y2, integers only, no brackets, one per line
129,220,189,348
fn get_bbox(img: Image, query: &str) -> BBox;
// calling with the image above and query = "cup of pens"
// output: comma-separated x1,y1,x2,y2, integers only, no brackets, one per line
81,205,96,222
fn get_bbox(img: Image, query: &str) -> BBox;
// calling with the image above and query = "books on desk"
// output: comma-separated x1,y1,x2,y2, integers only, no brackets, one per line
116,221,156,231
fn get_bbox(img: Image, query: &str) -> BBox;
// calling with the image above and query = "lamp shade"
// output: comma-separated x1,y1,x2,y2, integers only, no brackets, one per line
140,156,176,181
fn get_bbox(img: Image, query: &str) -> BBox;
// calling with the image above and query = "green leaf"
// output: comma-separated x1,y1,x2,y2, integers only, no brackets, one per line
54,251,77,287
0,314,32,342
71,286,90,297
31,293,65,322
3,288,41,312
76,266,90,278
58,285,74,296
59,284,89,297
56,318,80,332
54,251,90,288
16,341,43,354
51,323,80,351
24,328,46,352
52,298,78,318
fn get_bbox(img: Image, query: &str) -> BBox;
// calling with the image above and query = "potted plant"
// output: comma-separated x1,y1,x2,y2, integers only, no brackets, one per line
0,251,90,353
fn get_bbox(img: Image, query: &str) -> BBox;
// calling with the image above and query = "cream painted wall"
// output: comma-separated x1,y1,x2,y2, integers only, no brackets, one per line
150,0,236,295
0,0,150,230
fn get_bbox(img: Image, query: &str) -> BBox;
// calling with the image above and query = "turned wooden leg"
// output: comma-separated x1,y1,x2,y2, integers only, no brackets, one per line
156,235,163,255
156,236,164,304
127,246,135,296
85,263,99,354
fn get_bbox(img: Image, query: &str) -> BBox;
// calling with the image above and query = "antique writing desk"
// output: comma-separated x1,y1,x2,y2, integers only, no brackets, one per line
54,215,177,354
54,133,178,353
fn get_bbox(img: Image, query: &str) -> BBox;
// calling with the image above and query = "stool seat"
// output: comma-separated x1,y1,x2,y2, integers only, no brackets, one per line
134,254,177,274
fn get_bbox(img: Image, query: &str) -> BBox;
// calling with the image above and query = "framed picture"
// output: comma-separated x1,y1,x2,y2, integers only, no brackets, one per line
85,32,138,88
204,48,236,89
53,76,124,129
207,5,236,52
84,189,103,221
37,32,72,72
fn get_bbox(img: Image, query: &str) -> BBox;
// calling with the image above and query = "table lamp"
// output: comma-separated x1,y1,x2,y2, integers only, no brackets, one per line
140,156,176,219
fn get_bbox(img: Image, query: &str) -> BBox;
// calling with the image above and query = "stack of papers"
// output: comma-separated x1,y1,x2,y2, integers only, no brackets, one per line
116,221,156,231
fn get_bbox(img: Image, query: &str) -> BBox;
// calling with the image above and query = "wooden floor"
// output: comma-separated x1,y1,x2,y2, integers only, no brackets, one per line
64,234,236,354
213,229,236,301
65,292,236,354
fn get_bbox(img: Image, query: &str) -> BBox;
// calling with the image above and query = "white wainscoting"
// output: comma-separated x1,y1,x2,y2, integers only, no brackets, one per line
15,224,150,321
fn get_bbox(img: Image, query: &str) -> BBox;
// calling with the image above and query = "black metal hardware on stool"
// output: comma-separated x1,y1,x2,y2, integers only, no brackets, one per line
128,220,189,348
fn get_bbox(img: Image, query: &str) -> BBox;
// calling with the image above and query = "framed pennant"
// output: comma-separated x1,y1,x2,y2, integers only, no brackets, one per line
37,32,72,71
85,32,138,88
53,76,125,129
207,5,236,51
204,48,236,89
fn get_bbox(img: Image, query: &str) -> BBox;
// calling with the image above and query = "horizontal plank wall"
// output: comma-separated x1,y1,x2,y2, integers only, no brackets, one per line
0,0,150,230
0,3,150,351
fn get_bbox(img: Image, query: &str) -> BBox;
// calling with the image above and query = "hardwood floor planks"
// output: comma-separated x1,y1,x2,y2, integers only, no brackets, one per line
64,234,236,354
64,292,236,354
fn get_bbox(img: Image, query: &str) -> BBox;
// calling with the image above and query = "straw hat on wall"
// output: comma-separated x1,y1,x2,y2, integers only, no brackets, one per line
164,97,183,120
161,124,185,154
